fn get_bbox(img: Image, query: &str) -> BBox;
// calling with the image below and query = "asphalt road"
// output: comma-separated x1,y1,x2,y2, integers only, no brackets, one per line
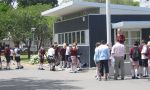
0,64,150,90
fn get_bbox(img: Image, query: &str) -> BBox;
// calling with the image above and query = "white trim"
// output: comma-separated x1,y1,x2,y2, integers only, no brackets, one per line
112,21,150,29
41,1,150,16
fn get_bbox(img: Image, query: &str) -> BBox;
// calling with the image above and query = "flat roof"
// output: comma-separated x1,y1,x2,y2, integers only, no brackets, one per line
112,21,150,29
41,1,150,16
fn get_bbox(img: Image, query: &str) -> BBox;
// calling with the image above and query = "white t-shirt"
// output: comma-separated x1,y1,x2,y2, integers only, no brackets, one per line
10,49,14,56
14,48,21,57
141,45,148,59
65,46,70,55
47,48,55,56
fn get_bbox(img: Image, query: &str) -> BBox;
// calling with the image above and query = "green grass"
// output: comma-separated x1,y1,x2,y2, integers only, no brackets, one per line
21,55,30,63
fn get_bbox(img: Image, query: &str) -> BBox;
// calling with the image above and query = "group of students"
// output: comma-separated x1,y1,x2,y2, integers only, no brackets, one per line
0,44,23,70
94,29,150,81
38,42,81,73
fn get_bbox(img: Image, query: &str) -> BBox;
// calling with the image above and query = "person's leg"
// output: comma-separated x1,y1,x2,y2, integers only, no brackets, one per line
120,57,125,80
6,56,10,69
130,61,135,79
100,61,104,77
134,62,139,79
114,57,119,80
104,60,109,80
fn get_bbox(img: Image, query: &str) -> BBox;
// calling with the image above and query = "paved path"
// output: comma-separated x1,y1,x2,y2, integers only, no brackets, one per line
0,63,150,90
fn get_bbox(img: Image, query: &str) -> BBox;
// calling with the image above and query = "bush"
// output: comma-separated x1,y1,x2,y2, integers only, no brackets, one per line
29,55,40,65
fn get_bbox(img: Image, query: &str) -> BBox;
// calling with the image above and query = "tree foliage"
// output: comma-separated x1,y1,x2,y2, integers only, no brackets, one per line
17,0,58,7
84,0,139,6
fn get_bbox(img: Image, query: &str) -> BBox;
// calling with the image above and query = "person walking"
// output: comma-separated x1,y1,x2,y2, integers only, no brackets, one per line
10,48,15,65
130,41,140,79
111,41,126,80
141,40,149,77
47,45,55,71
4,44,11,70
94,42,101,80
99,40,110,80
70,42,78,73
60,43,66,69
38,46,46,70
65,43,71,68
14,45,23,69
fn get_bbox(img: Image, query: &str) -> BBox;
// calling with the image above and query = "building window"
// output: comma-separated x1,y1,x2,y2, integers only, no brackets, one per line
77,32,80,43
72,32,76,43
57,30,86,45
81,31,85,44
69,33,72,44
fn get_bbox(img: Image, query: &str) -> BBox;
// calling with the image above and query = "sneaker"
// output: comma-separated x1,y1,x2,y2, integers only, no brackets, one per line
132,76,135,79
121,78,124,80
40,68,45,70
19,66,24,69
135,77,139,79
16,67,19,69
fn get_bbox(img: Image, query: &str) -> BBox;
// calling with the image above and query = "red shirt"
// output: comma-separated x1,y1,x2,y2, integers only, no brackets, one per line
70,47,78,56
116,34,125,44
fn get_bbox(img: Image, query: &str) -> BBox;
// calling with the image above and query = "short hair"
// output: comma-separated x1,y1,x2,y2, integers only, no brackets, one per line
141,40,147,44
51,45,54,48
134,41,139,46
95,42,101,47
101,40,106,44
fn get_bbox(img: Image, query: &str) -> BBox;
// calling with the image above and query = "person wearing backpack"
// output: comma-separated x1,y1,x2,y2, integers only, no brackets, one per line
130,41,140,79
4,44,11,70
14,45,23,69
38,46,46,70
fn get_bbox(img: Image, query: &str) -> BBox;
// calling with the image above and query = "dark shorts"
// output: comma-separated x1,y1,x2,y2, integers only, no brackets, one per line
39,56,44,63
141,59,148,67
65,55,71,62
5,55,10,63
15,56,21,62
139,59,143,66
61,55,66,61
100,60,109,74
10,56,13,60
47,56,55,63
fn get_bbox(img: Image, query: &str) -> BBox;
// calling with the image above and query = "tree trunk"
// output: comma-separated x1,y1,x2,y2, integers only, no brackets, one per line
28,39,32,59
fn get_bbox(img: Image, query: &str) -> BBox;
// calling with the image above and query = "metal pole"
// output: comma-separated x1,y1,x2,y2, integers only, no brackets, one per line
106,0,111,45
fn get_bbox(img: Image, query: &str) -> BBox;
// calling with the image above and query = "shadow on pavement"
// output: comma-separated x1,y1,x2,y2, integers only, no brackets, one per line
0,77,83,90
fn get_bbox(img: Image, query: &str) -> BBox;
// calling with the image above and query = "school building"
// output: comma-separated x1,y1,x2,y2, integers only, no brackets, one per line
41,0,150,69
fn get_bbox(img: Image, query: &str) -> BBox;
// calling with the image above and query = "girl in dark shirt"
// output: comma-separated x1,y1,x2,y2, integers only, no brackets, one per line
70,43,78,73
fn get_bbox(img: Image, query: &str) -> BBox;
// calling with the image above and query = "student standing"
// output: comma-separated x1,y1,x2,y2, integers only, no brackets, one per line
94,42,101,80
38,46,46,70
4,44,11,70
14,45,23,69
99,40,110,80
111,41,126,80
47,45,55,71
130,41,140,79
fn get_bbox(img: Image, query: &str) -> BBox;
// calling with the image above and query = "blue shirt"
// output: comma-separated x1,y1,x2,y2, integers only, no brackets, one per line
98,45,110,60
94,47,100,62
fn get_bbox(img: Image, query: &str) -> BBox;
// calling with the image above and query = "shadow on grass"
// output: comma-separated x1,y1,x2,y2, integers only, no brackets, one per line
0,77,83,90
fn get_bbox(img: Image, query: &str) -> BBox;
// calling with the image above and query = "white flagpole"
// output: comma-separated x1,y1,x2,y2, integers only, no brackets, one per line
106,0,111,45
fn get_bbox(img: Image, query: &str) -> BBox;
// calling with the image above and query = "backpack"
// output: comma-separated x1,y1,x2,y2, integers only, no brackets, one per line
17,49,21,54
132,47,140,61
5,47,10,56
